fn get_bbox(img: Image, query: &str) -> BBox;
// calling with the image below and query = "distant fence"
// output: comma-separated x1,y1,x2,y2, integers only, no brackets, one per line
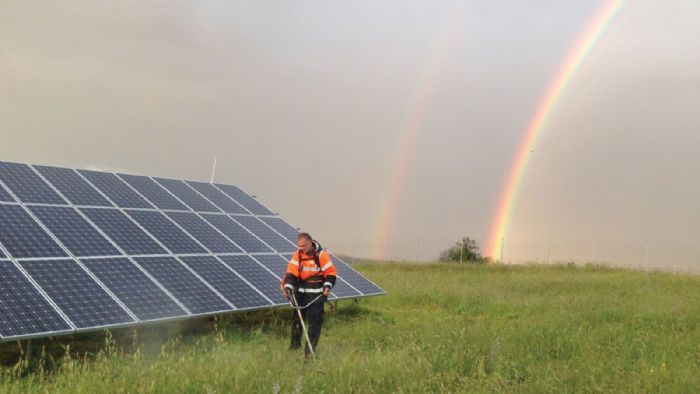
323,237,700,273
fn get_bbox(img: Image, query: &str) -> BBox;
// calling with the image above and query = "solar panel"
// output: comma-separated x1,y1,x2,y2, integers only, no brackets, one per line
153,178,221,213
0,162,67,204
214,184,275,216
81,208,167,255
179,256,270,309
232,216,296,253
117,174,189,211
0,204,68,258
220,255,287,304
82,257,188,321
19,259,135,329
78,170,154,209
34,166,113,207
0,161,384,341
201,214,273,253
0,260,72,338
165,212,243,253
29,206,120,257
186,181,249,214
135,256,231,314
125,210,206,254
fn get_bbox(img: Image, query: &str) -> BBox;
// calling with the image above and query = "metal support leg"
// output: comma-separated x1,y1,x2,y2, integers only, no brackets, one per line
26,339,32,360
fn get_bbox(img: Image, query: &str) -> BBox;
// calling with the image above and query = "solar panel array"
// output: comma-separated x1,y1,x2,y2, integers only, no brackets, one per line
0,161,384,340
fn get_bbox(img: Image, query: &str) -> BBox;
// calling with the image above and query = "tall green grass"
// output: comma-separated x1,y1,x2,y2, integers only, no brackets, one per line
1,262,699,392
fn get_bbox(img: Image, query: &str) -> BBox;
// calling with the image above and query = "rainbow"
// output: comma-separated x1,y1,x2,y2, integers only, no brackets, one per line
371,3,467,260
486,0,627,260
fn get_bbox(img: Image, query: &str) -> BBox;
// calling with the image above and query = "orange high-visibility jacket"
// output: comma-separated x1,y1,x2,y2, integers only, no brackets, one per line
282,249,337,293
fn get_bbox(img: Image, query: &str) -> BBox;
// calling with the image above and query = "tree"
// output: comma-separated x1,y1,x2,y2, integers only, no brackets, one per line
439,237,485,263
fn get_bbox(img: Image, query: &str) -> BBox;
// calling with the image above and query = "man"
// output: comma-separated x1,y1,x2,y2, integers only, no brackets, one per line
282,232,336,355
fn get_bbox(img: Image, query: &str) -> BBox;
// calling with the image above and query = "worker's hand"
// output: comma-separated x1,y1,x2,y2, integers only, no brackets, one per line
322,287,331,297
285,288,294,300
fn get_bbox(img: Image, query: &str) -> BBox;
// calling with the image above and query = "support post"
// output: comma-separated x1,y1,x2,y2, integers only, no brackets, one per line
594,239,598,262
646,243,649,265
210,157,218,183
500,237,505,263
420,239,424,262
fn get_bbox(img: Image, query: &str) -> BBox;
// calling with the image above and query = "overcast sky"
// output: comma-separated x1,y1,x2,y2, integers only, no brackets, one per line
2,1,698,267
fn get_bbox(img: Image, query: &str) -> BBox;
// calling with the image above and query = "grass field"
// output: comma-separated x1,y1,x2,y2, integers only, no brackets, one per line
1,262,699,392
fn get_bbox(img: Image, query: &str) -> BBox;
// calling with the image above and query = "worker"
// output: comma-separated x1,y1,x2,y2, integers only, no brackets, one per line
282,232,336,355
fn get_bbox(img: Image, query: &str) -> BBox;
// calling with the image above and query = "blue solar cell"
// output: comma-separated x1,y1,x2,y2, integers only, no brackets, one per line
153,178,221,212
331,255,384,295
200,214,273,253
0,260,72,339
78,170,154,209
232,216,295,253
165,212,242,253
117,174,189,210
0,184,14,202
214,184,275,216
30,206,120,257
180,256,270,309
0,162,67,204
185,181,248,214
0,250,4,258
252,254,289,278
82,257,187,321
126,210,205,254
20,259,135,329
135,256,231,314
260,217,300,242
81,208,166,255
34,165,112,207
219,255,287,304
0,204,68,258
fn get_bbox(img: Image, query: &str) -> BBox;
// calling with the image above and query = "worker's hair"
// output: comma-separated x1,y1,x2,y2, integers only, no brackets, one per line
297,232,313,242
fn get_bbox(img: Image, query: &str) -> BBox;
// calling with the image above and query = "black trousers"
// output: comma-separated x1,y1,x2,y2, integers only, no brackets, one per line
290,292,326,354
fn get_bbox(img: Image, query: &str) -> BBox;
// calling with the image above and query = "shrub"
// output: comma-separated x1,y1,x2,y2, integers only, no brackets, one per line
439,237,486,263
